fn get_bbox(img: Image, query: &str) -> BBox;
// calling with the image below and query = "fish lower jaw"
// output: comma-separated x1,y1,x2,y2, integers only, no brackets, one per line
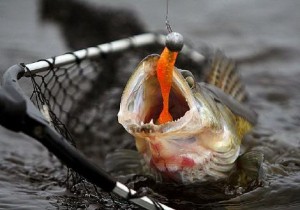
149,149,239,184
156,164,181,172
156,162,235,184
151,153,211,174
153,154,198,171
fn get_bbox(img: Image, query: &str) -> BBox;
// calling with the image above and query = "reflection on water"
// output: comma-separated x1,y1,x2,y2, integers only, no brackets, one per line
0,0,300,209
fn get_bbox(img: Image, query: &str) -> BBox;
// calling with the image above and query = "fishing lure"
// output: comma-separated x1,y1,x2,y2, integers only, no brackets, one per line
156,32,183,124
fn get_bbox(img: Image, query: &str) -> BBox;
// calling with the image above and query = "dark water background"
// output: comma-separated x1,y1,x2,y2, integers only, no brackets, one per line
0,0,300,209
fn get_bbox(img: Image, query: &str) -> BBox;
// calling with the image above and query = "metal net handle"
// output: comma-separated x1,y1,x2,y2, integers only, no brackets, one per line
24,33,204,75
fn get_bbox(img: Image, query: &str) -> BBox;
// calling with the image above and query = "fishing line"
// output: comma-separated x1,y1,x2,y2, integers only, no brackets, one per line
165,0,173,33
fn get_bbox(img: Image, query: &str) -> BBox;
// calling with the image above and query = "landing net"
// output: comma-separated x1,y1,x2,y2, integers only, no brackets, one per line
21,33,204,208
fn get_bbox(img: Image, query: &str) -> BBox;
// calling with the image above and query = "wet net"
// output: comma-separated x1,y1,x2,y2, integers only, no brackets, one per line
19,33,205,208
26,38,160,160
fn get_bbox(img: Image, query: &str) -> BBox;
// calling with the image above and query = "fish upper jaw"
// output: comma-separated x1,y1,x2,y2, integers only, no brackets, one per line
120,106,202,139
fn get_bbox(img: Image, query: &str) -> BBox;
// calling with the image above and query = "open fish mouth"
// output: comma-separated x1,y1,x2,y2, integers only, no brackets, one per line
118,54,199,134
141,74,189,124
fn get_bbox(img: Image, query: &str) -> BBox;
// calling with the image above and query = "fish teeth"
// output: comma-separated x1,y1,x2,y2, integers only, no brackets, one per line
149,119,154,125
167,165,179,172
156,165,165,172
155,164,179,172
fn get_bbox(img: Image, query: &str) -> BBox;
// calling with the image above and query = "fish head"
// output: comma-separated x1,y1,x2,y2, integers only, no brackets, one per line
118,54,242,183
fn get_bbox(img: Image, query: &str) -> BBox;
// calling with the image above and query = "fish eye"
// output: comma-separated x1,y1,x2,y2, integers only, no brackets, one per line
180,70,195,89
185,76,195,89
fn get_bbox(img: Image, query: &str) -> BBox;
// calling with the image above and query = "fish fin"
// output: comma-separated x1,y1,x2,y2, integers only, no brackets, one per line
237,151,264,176
204,50,247,102
228,151,264,187
235,115,255,139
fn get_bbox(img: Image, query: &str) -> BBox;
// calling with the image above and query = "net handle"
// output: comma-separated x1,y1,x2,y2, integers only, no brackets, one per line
0,64,174,210
24,33,204,75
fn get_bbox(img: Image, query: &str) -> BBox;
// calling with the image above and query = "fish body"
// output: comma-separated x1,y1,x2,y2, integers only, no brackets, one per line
118,51,257,184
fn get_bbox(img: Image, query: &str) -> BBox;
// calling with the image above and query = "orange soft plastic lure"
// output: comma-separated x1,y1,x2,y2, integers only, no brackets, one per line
156,47,178,124
156,32,183,124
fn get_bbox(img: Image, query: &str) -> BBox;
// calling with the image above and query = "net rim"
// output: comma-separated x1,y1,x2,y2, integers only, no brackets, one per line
24,33,204,76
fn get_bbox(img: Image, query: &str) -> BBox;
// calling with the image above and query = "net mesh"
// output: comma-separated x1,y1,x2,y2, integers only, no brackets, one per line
27,50,147,157
20,37,204,208
21,42,162,208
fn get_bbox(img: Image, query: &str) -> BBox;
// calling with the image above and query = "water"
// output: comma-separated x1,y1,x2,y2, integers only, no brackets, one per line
0,0,300,209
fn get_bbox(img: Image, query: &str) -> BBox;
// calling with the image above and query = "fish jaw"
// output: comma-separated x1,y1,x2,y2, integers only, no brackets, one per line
118,54,203,135
134,128,240,183
146,136,214,180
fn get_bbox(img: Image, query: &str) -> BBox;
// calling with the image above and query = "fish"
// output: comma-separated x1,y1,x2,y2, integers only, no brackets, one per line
116,33,262,185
